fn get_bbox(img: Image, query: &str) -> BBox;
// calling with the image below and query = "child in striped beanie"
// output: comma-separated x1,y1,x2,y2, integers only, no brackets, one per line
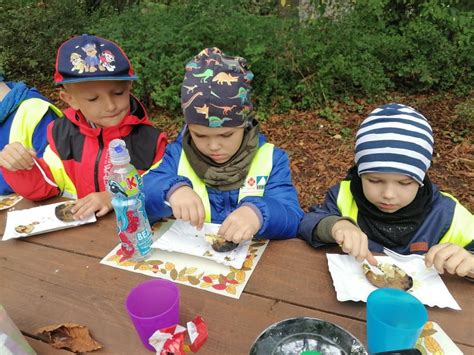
298,103,474,278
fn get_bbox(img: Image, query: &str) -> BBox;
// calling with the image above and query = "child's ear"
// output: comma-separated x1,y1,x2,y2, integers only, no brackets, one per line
59,87,79,110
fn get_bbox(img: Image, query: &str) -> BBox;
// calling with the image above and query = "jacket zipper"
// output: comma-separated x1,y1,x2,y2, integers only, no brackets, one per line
94,131,104,192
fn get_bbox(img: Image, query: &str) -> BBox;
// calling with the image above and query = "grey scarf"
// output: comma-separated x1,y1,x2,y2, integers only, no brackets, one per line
181,120,260,191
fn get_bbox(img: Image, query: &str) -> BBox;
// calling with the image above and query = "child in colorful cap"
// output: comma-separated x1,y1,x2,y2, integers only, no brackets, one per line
0,35,167,219
0,72,61,195
143,47,303,242
298,103,474,277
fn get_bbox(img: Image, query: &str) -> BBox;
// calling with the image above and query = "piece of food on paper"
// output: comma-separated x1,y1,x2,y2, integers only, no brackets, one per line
36,323,102,353
54,201,77,222
14,222,39,234
0,194,23,210
363,262,413,291
204,233,239,252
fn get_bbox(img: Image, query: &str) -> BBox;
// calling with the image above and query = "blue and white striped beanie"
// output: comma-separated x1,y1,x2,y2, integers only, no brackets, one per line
355,103,433,185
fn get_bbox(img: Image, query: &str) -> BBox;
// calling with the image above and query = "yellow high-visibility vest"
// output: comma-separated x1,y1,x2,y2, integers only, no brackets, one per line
177,143,274,222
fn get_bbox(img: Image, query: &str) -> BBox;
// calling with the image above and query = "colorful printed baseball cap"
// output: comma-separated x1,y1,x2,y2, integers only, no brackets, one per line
54,34,137,84
181,47,254,128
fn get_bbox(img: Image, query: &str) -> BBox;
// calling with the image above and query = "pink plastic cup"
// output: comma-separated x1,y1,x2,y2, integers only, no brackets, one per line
125,279,180,351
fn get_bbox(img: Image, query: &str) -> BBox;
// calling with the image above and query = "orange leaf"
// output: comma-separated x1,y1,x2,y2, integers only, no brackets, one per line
424,336,442,354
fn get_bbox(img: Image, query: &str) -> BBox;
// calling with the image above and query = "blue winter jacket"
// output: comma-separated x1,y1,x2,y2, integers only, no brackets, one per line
143,129,303,239
298,181,474,254
0,83,59,195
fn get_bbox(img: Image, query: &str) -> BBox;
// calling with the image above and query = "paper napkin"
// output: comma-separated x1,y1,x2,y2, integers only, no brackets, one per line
327,254,461,310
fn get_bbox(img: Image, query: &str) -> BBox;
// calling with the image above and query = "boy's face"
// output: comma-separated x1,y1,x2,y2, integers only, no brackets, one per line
361,172,420,213
59,80,132,127
188,124,245,164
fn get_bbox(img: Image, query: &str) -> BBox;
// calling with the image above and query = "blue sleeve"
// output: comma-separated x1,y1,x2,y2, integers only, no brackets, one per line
0,173,14,195
239,148,304,239
31,108,57,157
143,142,191,223
297,183,342,247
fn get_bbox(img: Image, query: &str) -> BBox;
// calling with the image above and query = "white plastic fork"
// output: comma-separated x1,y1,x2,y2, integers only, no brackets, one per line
383,247,425,261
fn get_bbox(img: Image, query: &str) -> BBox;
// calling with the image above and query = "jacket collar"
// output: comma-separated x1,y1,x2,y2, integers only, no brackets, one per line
62,95,152,138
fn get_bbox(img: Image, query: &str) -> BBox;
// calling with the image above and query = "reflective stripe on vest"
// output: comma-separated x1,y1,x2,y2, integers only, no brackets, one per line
177,143,274,222
438,192,473,247
9,98,62,148
336,180,358,221
336,180,473,247
43,145,77,199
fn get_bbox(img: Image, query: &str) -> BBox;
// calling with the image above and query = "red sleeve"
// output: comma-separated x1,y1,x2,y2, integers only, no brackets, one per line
152,132,168,166
1,158,60,201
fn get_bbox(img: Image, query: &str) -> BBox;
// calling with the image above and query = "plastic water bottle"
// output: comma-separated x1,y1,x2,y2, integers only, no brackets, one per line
106,139,153,262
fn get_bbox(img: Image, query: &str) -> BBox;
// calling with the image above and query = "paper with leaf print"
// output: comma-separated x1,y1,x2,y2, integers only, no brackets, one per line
151,219,251,269
100,220,269,298
416,321,462,355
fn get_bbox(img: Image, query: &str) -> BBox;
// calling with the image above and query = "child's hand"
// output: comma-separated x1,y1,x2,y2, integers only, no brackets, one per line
218,205,261,244
0,142,36,171
331,220,378,265
168,186,205,230
71,191,112,219
425,243,474,277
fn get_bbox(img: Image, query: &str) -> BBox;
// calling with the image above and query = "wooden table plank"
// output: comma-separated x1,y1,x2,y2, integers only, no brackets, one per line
0,240,369,355
26,337,73,354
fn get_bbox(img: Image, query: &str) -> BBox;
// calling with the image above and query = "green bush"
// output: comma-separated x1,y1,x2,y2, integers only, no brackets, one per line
0,0,95,85
1,0,472,116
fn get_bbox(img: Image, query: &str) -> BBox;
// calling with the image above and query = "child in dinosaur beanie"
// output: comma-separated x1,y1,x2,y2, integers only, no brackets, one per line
144,47,303,243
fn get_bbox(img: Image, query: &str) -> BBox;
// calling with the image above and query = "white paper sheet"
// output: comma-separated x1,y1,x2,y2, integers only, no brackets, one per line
151,220,251,269
327,254,461,310
2,202,96,241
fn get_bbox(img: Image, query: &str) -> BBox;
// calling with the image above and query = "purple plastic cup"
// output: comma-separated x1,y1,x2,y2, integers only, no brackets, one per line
125,279,180,351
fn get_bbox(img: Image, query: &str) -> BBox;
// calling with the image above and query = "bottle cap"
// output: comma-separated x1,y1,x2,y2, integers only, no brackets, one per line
109,139,130,165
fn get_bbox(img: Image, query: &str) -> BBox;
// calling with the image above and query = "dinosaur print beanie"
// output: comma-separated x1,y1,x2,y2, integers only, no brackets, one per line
181,47,254,128
354,103,434,185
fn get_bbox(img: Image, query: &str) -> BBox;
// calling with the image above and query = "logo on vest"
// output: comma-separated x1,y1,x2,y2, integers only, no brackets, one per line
240,175,268,194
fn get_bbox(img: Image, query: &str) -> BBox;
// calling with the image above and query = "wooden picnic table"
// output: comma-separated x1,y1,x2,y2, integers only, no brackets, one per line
1,198,473,354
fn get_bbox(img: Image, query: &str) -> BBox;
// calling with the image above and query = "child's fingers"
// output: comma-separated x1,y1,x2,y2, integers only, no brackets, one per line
424,243,448,267
3,145,33,170
196,201,205,230
456,258,474,277
340,234,353,253
366,251,378,266
217,220,230,239
333,229,345,245
95,205,110,217
444,248,470,275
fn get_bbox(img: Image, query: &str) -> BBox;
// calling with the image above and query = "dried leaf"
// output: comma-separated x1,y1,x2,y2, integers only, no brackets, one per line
170,268,178,280
424,336,442,354
185,267,198,274
37,323,102,353
187,276,200,285
225,285,237,294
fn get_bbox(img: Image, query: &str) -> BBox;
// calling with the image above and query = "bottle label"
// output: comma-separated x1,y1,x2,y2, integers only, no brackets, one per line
119,171,141,197
136,229,153,255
